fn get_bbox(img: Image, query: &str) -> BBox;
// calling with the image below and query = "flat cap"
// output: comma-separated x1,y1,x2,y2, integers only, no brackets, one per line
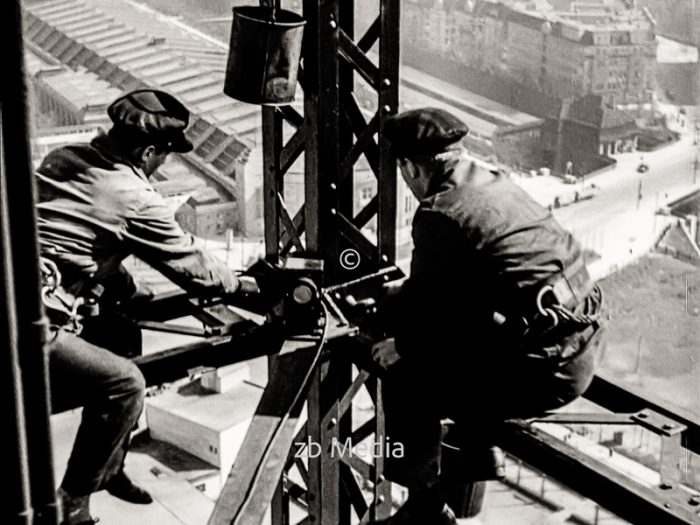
107,89,193,153
384,108,469,159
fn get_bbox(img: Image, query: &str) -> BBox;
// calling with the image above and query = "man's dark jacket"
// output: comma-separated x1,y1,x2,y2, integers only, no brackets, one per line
387,158,585,360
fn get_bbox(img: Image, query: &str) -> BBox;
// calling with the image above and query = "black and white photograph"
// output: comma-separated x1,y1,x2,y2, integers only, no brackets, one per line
2,0,698,524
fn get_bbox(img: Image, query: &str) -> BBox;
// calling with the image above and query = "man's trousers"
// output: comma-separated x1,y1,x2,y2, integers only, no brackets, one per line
381,323,604,491
49,329,145,496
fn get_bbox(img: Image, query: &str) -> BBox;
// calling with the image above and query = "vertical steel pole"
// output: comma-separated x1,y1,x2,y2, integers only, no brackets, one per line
338,1,355,226
0,113,33,525
377,0,400,263
261,0,284,264
262,107,284,263
306,359,341,525
1,1,59,524
370,374,392,521
303,0,341,284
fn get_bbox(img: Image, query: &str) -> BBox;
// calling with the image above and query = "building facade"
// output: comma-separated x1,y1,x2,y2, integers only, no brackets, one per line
23,0,256,234
637,0,699,46
176,188,238,240
403,0,657,106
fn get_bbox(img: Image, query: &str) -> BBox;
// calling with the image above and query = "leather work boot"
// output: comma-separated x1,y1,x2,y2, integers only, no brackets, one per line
59,488,98,525
469,445,506,482
369,502,458,525
443,444,506,483
105,470,153,504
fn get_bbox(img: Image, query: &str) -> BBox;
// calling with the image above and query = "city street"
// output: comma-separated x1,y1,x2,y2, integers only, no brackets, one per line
556,133,698,278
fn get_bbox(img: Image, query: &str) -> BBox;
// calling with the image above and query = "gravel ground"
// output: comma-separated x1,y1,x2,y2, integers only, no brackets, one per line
598,252,699,417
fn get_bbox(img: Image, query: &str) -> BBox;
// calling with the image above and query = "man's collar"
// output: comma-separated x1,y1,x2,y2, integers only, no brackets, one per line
91,130,148,181
425,158,459,197
425,156,498,198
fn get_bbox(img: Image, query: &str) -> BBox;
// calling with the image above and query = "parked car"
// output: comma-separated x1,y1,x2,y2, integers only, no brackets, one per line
548,183,599,210
637,162,649,173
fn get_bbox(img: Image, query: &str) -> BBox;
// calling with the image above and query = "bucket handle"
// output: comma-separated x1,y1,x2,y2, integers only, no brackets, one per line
260,1,277,23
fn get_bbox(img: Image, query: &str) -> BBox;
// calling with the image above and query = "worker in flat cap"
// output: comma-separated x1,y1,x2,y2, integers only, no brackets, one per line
35,89,258,524
370,108,605,524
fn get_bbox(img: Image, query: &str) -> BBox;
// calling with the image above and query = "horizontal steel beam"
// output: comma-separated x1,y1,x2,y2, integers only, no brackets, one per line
133,322,278,387
584,372,700,455
498,422,699,525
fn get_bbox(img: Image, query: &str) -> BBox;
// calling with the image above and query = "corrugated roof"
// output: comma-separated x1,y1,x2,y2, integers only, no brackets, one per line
24,48,61,75
187,186,221,206
25,0,258,199
180,85,226,105
196,95,233,114
35,67,122,114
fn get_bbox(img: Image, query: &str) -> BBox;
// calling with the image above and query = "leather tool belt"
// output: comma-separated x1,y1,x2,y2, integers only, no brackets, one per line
40,257,84,334
494,254,603,361
539,254,595,312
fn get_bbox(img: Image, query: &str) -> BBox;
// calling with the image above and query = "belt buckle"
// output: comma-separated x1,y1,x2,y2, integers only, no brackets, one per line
551,276,576,307
556,259,594,308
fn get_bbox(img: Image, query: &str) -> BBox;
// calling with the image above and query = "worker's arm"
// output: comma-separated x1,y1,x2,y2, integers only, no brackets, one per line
379,209,471,356
121,190,254,296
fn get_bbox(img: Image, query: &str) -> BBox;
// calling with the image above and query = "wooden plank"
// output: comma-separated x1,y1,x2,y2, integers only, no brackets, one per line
208,341,322,525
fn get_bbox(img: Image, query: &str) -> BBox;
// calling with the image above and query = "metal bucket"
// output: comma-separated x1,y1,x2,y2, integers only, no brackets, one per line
224,6,306,106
